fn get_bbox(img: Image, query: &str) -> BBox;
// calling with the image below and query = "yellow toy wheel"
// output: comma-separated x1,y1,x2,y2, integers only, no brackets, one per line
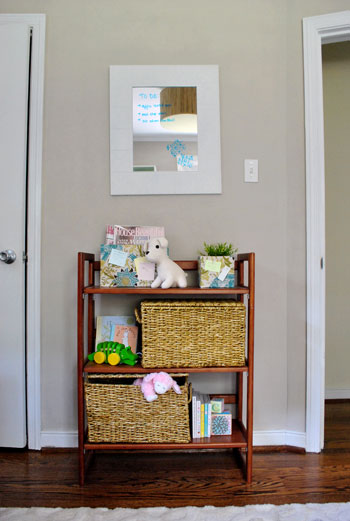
108,353,121,366
94,351,106,364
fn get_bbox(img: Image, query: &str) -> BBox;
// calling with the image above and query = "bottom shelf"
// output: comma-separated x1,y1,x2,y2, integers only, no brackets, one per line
84,420,247,450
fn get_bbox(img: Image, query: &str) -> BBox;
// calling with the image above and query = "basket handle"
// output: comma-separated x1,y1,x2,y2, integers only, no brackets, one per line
188,383,192,404
134,307,142,324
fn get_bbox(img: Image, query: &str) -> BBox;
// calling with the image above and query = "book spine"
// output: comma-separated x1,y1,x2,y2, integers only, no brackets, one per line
196,397,201,438
192,395,197,439
200,402,205,437
208,404,212,437
204,403,208,437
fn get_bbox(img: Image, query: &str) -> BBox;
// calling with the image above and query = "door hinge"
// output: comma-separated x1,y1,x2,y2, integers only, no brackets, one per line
320,257,324,269
23,252,28,263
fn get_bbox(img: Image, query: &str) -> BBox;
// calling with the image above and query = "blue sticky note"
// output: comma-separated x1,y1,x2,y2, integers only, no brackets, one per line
108,249,128,267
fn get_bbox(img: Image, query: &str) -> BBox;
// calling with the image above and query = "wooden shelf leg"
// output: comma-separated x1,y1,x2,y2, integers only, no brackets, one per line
79,447,85,486
246,252,255,484
246,451,252,484
237,373,243,423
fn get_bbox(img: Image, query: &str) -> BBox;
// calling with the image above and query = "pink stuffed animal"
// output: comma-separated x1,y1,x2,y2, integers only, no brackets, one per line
133,372,182,402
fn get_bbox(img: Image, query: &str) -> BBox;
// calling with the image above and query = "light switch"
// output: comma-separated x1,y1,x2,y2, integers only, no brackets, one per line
244,159,258,183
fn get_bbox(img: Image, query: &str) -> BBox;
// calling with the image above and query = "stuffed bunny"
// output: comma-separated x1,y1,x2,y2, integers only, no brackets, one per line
145,237,187,289
133,372,182,402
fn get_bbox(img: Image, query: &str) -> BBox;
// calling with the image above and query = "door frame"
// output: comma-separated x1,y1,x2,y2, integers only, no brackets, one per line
303,10,350,452
0,14,45,450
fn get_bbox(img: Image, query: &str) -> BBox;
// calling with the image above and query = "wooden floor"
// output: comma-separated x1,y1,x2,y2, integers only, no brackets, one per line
1,401,350,509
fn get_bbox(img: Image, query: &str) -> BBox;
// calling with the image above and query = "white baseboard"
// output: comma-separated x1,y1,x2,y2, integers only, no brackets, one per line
253,430,306,449
41,431,78,448
325,388,350,399
41,430,306,449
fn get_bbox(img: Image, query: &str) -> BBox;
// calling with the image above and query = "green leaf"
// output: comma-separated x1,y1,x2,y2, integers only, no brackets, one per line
199,242,237,256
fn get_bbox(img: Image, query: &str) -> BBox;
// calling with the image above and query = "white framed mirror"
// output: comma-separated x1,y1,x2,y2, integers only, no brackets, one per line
110,65,221,195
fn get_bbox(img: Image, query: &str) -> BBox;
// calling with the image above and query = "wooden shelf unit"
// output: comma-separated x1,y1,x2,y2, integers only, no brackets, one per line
77,252,255,485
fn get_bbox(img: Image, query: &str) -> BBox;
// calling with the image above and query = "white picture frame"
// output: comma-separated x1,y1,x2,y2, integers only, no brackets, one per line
109,65,221,195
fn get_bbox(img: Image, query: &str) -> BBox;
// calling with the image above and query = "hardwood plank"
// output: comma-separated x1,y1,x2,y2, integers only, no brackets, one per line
2,448,350,508
0,401,348,508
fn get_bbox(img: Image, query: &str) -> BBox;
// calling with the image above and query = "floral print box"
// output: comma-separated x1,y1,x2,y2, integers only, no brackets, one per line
198,255,236,288
100,244,152,287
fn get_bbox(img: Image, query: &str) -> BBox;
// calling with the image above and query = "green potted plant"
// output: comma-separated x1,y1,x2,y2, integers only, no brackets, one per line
198,242,238,288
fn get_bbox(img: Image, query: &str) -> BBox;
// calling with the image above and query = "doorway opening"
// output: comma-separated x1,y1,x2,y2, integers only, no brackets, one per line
303,11,350,452
323,40,350,445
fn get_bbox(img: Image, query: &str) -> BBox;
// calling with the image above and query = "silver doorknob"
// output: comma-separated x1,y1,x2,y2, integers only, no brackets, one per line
0,249,16,264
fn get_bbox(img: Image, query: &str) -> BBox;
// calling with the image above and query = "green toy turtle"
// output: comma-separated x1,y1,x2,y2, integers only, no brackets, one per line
88,341,138,366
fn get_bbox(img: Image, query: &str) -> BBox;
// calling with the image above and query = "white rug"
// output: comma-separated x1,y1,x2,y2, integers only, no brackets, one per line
1,504,350,521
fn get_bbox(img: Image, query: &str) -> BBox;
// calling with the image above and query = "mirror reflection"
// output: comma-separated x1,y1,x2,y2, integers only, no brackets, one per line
132,86,198,172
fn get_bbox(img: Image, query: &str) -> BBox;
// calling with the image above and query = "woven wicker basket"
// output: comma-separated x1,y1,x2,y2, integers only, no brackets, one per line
135,300,246,368
85,373,191,443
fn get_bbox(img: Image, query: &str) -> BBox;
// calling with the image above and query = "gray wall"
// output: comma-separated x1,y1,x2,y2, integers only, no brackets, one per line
323,42,350,393
1,0,349,442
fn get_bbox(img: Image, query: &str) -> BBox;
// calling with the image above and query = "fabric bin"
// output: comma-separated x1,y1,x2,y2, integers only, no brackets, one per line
198,255,236,288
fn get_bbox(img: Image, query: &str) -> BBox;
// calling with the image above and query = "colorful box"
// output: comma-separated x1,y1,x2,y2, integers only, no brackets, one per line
100,244,155,287
210,397,225,413
198,255,236,288
211,411,232,436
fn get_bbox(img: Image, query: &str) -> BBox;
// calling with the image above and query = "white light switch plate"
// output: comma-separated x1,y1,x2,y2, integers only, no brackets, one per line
244,159,258,182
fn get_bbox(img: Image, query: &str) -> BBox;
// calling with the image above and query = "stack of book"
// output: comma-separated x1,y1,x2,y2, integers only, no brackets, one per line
191,392,232,438
100,225,165,287
95,315,138,353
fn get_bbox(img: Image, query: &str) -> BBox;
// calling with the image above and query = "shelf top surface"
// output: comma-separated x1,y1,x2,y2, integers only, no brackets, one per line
83,285,249,295
84,420,247,448
84,361,248,374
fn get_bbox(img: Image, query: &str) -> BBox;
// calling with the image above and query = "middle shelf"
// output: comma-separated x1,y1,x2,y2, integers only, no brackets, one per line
83,361,249,374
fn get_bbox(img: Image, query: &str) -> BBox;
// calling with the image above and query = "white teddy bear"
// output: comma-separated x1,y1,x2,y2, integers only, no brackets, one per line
145,237,187,289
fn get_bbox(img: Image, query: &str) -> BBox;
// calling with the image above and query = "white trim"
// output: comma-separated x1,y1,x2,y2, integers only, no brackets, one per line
41,430,305,449
0,14,45,450
26,14,45,451
303,11,350,453
253,430,306,449
325,388,350,400
41,431,78,449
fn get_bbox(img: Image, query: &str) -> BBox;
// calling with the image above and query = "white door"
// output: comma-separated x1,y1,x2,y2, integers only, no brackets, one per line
0,22,31,447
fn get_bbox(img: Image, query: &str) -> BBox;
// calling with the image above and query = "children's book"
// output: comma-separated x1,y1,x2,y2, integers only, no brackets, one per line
111,324,138,353
200,394,205,437
208,401,212,437
196,396,201,438
202,394,211,437
191,392,197,439
191,391,202,438
95,316,135,348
